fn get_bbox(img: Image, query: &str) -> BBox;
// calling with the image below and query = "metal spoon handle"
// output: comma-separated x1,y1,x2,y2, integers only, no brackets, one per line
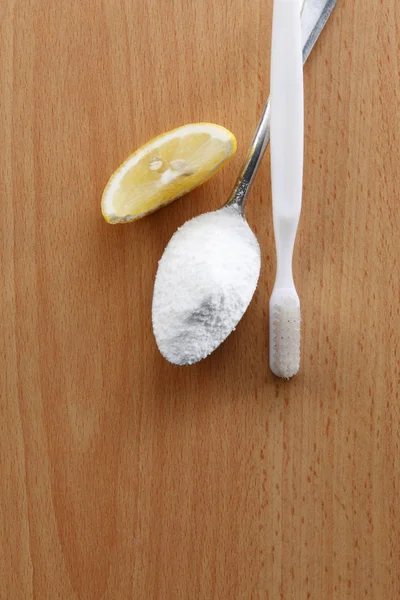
226,0,337,214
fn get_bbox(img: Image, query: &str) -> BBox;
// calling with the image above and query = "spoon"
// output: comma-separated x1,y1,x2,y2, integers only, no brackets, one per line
152,0,338,366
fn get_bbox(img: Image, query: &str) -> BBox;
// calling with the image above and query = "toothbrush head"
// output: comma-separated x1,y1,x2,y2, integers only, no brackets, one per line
270,290,301,379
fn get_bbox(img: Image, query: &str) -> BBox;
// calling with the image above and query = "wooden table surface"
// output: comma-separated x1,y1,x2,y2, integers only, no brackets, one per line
1,1,400,598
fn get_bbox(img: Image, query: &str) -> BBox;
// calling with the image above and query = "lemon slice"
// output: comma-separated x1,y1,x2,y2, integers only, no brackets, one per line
101,123,237,223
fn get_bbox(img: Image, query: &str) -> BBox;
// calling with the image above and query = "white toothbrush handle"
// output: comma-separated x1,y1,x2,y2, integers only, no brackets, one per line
270,0,304,224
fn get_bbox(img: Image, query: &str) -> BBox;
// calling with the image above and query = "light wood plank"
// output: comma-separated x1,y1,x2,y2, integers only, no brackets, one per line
1,1,399,597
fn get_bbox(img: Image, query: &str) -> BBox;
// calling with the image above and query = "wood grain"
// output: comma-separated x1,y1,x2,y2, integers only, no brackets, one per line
1,1,400,598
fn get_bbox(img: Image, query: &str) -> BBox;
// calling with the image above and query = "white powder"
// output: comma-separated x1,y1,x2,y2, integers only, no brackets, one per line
152,207,261,365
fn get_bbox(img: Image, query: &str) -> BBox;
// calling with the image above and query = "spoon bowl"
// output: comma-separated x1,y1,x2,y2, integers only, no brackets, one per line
152,206,260,365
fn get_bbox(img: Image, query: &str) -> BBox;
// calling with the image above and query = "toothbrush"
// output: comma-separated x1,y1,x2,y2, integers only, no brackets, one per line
269,0,304,379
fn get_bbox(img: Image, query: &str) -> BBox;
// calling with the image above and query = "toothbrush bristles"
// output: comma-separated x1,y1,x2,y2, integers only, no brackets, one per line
270,294,300,379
